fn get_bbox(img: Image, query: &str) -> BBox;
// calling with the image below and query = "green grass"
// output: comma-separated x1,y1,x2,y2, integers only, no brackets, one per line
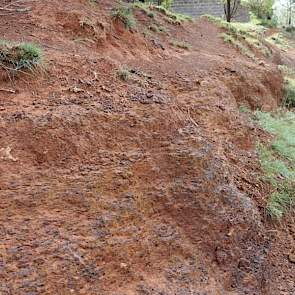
204,15,271,59
111,5,136,30
283,77,295,108
255,111,295,219
0,40,43,74
278,65,295,108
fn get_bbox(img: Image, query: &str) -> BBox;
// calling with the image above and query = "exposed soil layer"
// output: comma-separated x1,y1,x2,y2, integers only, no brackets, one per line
0,1,294,294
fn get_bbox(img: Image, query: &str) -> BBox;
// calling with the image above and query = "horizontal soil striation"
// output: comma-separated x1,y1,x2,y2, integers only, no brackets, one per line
0,1,291,294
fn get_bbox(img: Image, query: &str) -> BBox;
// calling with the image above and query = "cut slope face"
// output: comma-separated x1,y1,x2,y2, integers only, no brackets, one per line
0,1,290,294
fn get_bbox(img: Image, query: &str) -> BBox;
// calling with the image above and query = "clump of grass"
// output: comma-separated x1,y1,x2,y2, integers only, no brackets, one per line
0,40,43,74
283,77,295,108
170,40,191,49
255,111,295,219
117,67,130,81
111,5,136,30
266,188,294,219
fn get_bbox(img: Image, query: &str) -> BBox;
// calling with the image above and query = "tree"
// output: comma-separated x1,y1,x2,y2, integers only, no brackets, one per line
224,0,240,22
244,0,274,20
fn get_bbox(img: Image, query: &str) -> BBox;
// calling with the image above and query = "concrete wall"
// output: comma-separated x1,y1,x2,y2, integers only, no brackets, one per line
171,0,224,18
155,0,250,22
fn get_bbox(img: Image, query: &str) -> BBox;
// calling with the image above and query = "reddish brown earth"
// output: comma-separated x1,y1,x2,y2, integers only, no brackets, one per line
0,0,294,294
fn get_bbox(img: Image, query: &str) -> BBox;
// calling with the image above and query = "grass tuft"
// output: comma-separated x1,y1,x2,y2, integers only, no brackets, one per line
117,67,130,81
0,40,43,74
112,5,136,30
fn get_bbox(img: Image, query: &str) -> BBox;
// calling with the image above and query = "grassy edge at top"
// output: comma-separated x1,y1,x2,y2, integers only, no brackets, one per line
255,111,295,219
203,15,272,60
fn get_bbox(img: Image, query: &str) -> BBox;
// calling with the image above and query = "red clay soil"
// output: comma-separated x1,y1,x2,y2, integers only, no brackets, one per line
0,0,294,294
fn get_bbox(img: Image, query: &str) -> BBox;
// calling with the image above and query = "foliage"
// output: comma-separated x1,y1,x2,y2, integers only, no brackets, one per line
112,5,136,29
161,0,174,9
244,0,275,20
0,40,43,74
255,111,295,219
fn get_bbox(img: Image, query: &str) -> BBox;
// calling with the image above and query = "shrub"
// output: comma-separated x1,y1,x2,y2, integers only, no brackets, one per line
112,5,136,29
244,0,274,21
0,40,43,74
161,0,174,9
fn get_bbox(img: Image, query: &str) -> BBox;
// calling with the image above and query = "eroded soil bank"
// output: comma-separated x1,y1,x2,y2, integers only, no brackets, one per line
0,1,294,294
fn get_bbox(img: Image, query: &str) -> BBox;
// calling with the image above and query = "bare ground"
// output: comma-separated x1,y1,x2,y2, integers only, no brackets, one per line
0,1,294,294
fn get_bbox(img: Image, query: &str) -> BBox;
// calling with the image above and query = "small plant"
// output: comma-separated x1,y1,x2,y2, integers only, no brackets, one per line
117,67,130,81
170,40,191,49
0,40,43,74
111,5,136,30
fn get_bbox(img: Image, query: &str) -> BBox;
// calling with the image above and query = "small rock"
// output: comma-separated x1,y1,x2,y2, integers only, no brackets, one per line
288,253,295,263
69,86,84,93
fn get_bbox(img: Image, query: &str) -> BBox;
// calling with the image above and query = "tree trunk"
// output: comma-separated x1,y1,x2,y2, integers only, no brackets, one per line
226,0,231,22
